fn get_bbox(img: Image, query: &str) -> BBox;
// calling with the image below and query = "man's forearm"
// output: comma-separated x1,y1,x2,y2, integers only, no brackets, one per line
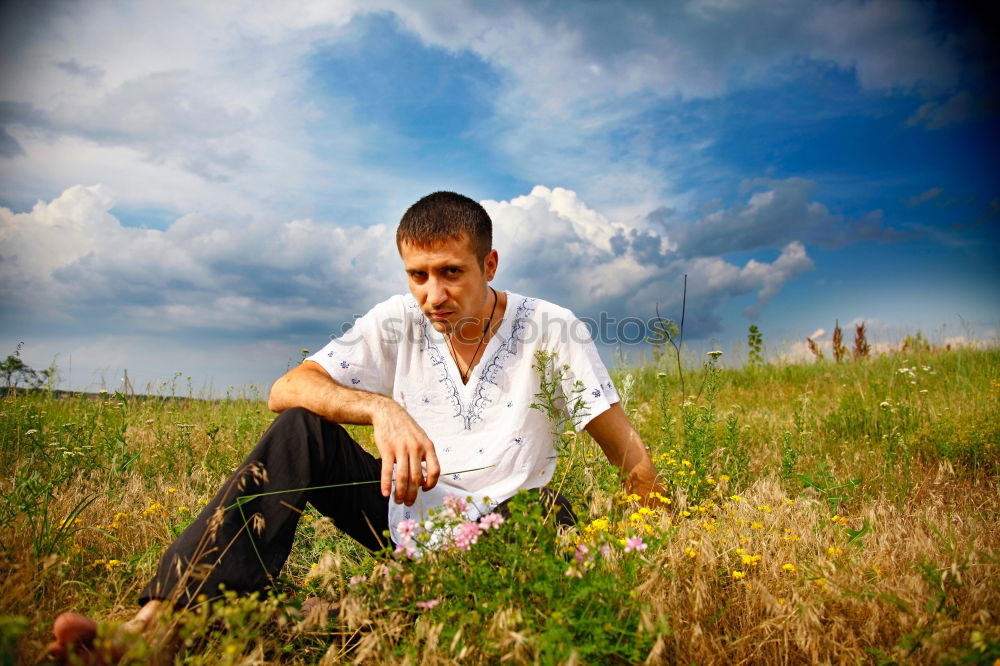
267,361,394,425
585,403,665,503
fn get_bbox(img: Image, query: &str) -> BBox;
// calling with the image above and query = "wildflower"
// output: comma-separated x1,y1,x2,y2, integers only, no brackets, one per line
453,521,482,551
574,544,590,564
684,547,698,559
624,536,647,553
585,517,611,534
831,514,848,526
443,495,469,516
741,554,761,566
827,546,843,556
812,577,827,588
751,521,764,530
680,510,691,518
731,570,746,580
349,575,362,586
781,563,796,573
56,517,82,530
397,519,418,541
879,400,891,408
143,501,167,517
599,545,611,557
479,512,504,530
719,475,730,482
167,487,178,494
757,505,771,513
707,350,723,359
197,498,209,506
416,598,441,610
394,542,417,559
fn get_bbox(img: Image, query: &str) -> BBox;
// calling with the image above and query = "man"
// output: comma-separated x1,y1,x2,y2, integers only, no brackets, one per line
48,191,661,662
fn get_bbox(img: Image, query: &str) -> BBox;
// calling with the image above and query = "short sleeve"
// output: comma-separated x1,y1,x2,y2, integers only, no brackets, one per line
546,308,620,432
304,296,404,396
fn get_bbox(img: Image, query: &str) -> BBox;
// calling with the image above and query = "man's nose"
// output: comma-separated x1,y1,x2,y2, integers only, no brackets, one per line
427,278,447,307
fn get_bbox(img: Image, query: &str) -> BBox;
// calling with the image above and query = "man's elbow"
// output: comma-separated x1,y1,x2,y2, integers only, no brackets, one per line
267,375,290,413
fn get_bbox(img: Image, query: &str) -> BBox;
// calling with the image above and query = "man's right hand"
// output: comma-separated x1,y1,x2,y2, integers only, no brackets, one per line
371,399,441,506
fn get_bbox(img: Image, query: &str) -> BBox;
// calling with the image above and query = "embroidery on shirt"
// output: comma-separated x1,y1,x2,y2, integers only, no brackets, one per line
416,296,537,430
340,360,350,369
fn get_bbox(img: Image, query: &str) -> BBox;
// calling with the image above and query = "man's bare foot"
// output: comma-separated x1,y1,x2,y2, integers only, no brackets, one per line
43,601,172,665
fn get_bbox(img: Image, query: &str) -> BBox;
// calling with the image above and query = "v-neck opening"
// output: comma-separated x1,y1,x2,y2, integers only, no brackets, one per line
436,293,514,393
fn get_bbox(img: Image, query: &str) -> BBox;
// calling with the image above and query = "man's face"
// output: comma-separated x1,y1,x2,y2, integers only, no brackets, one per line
400,234,498,339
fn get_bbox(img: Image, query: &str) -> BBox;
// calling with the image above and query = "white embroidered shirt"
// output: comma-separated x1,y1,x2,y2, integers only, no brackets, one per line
306,291,619,543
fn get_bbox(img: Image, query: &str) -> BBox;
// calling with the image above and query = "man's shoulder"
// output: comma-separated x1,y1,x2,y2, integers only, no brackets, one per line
512,292,577,323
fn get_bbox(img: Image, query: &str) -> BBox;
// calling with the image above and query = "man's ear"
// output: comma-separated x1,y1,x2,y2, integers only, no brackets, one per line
484,249,499,280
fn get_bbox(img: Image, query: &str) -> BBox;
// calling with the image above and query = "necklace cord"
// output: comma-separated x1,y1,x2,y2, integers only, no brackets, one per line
450,286,498,384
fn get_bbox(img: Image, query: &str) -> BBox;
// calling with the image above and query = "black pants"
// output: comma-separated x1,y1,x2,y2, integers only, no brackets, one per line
139,408,576,607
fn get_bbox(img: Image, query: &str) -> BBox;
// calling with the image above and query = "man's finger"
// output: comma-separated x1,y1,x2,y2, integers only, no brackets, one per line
394,455,409,504
424,444,441,490
408,450,423,505
380,456,393,499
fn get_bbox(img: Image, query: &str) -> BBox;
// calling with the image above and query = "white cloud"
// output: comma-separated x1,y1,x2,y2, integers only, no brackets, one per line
3,184,815,368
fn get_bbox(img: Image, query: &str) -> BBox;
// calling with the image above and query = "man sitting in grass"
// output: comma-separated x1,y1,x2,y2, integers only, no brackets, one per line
47,191,663,663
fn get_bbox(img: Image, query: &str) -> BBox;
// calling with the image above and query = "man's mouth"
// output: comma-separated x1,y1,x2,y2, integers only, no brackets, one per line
427,311,452,319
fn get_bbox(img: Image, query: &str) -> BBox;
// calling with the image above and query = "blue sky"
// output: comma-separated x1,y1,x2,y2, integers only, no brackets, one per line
0,1,997,393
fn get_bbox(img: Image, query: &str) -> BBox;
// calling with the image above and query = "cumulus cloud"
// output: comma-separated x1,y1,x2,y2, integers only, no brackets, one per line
3,184,818,355
654,178,912,258
485,186,814,330
0,184,401,336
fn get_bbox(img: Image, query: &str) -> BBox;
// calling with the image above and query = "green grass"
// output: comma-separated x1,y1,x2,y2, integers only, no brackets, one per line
2,346,998,664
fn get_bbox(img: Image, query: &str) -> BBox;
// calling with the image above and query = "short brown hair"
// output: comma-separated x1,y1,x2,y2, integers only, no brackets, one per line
396,191,492,261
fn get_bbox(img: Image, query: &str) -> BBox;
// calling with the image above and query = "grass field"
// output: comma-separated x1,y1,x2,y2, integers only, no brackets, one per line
2,345,998,664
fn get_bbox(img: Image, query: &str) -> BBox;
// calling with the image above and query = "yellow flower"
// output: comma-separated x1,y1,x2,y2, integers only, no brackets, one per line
756,505,771,513
751,521,764,530
679,510,691,518
781,563,796,572
812,577,827,588
719,475,730,482
167,487,178,494
143,501,167,517
827,546,842,556
741,554,761,566
731,570,746,580
684,547,698,559
197,498,209,506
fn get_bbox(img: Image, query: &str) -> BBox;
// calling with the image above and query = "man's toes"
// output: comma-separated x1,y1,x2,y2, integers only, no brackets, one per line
53,612,98,647
44,639,67,661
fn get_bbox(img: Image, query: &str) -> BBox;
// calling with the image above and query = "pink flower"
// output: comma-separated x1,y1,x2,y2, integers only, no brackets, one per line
574,544,590,564
624,536,647,553
397,519,418,541
416,598,441,610
443,495,469,516
478,512,505,530
453,521,482,551
599,545,611,557
394,541,417,559
348,575,361,585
